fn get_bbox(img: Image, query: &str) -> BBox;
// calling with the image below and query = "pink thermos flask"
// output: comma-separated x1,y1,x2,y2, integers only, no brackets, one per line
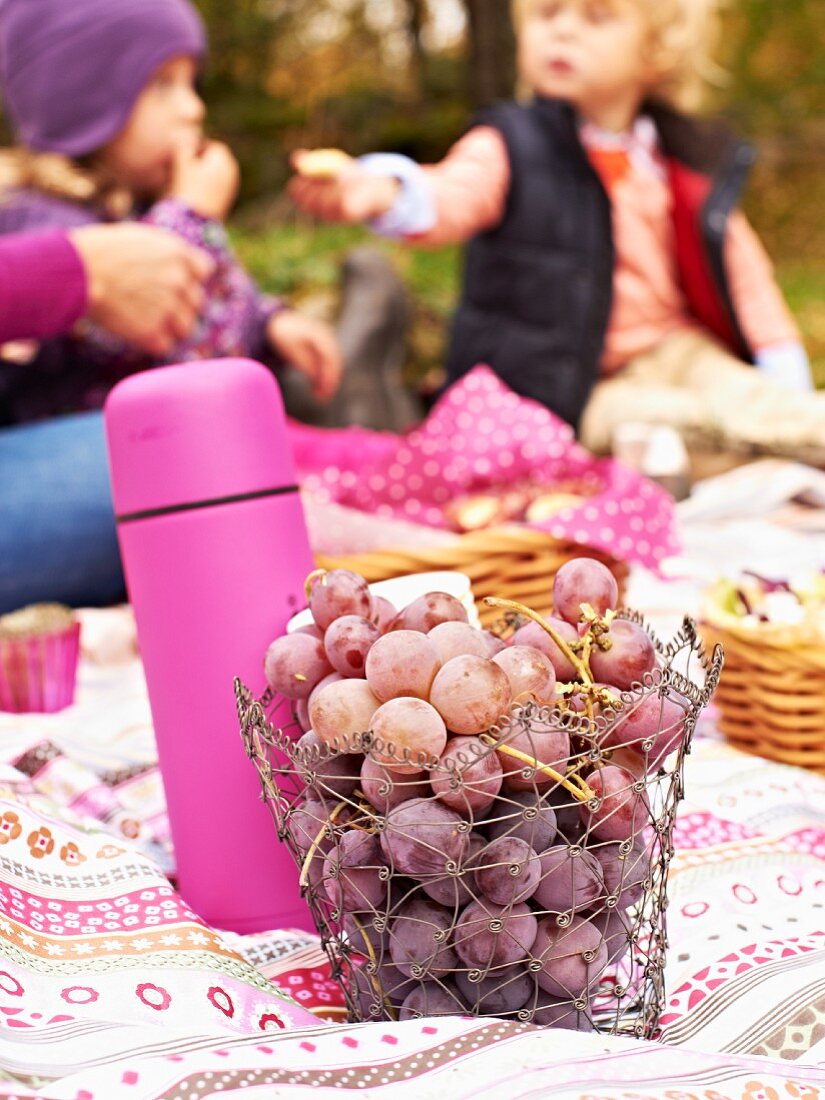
105,359,315,933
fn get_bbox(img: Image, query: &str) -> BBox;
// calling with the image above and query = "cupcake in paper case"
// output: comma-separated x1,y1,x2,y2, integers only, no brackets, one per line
0,604,81,713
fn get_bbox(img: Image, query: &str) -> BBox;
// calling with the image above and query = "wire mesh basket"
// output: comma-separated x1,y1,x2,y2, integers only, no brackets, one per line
237,613,722,1037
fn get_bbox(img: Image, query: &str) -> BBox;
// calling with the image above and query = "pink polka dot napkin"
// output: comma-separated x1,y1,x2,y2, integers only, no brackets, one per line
291,366,681,572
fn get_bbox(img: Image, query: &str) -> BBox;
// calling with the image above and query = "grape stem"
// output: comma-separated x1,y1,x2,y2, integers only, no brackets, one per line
480,734,595,802
347,913,398,1021
484,596,593,685
299,798,346,888
304,568,328,599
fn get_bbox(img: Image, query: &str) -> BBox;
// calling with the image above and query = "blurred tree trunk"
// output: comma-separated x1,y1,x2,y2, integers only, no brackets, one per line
404,0,427,70
462,0,515,106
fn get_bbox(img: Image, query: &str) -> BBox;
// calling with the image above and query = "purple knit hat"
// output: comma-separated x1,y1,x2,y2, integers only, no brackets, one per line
0,0,207,156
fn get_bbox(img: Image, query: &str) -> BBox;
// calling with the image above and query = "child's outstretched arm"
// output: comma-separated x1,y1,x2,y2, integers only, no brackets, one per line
725,212,813,391
289,126,511,248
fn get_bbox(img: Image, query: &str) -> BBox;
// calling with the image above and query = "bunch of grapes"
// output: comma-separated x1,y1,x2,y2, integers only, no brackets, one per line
260,559,696,1032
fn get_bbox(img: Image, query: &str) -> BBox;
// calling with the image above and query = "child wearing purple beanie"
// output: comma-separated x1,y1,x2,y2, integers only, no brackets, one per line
0,0,342,424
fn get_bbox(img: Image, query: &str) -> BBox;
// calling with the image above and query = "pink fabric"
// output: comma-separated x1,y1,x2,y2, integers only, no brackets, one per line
293,367,681,572
0,230,87,342
413,125,800,368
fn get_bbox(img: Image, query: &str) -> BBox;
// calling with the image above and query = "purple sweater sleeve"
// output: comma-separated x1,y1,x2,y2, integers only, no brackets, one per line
0,230,88,343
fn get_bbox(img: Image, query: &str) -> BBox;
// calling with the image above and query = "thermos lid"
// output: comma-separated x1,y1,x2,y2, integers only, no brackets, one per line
104,359,299,521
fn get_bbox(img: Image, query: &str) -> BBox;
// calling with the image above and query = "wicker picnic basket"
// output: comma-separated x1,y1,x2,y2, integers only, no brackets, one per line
699,613,825,773
318,527,629,629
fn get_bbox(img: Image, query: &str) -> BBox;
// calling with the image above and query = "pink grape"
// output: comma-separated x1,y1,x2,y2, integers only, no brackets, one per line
430,656,512,736
579,766,648,843
369,698,447,773
294,698,311,733
533,915,609,998
392,592,469,633
372,596,398,634
389,898,458,977
309,671,343,707
360,757,430,813
399,981,464,1019
496,724,570,793
323,830,387,912
483,631,508,657
427,621,490,663
421,831,486,908
474,836,542,905
486,791,558,852
493,645,557,705
295,730,363,800
456,965,533,1015
264,633,333,700
430,736,503,816
295,623,323,640
553,558,619,623
589,620,656,691
343,913,389,961
591,839,649,909
380,798,469,877
512,618,579,682
606,689,688,765
309,679,380,750
532,845,605,912
350,962,415,1016
309,569,374,631
532,996,594,1031
289,797,330,857
454,899,538,969
590,907,633,966
365,630,441,702
324,615,380,678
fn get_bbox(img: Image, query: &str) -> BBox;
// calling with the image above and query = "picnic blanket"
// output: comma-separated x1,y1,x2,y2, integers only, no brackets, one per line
2,603,825,1097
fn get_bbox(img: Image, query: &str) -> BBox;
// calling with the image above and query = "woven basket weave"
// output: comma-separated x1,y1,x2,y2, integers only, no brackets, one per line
699,616,825,773
317,526,629,628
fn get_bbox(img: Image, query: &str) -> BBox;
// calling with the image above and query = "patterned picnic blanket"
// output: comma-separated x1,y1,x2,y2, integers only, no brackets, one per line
1,607,825,1098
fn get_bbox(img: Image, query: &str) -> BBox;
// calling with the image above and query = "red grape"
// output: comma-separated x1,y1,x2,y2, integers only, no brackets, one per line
369,697,448,772
380,798,469,877
360,757,430,813
430,656,512,736
474,836,541,905
295,730,362,800
399,981,464,1019
496,723,570,793
309,679,380,750
512,618,579,682
431,736,503,816
264,633,333,700
454,899,538,969
579,766,648,843
428,621,490,663
324,615,380,678
309,569,374,631
389,898,458,977
553,559,619,624
372,596,398,634
589,621,656,691
493,646,557,705
485,791,558,852
365,630,441,702
532,845,605,912
392,591,469,633
322,830,387,912
533,915,609,998
456,964,533,1015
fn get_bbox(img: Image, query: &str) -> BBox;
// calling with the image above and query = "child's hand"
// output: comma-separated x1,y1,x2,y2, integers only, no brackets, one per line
169,140,240,222
268,311,343,402
289,150,400,224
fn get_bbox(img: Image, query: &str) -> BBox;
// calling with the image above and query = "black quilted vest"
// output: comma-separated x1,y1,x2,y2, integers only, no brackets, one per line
445,97,754,431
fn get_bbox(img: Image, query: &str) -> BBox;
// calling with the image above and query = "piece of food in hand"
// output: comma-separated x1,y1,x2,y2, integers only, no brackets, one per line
293,148,354,179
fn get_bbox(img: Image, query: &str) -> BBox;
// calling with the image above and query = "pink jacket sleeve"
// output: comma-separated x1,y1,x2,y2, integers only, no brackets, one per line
0,230,87,342
724,211,801,352
412,126,511,247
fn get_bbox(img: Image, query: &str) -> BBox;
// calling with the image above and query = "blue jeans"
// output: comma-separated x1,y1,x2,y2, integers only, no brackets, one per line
0,412,124,614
